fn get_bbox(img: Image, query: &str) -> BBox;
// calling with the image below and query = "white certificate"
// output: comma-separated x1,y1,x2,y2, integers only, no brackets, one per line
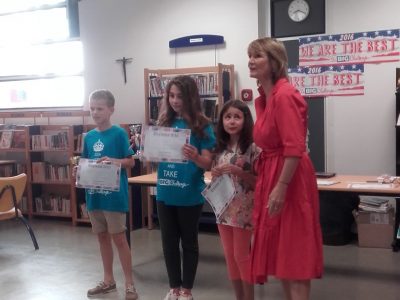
76,158,121,191
141,125,191,163
202,174,236,219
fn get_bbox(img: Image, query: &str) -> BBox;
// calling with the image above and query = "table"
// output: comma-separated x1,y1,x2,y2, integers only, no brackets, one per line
317,175,400,194
128,172,211,230
129,173,400,250
318,175,400,251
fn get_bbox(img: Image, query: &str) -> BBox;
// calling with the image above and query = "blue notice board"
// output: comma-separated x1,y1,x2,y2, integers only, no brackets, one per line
169,34,224,48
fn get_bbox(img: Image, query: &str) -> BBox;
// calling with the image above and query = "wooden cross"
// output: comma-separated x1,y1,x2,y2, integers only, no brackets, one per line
116,57,133,84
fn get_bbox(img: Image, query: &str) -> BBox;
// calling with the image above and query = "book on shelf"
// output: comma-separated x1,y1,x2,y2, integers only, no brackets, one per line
222,71,231,102
149,98,161,123
31,130,69,150
128,124,142,155
34,194,71,214
32,162,46,182
75,132,87,152
0,130,14,149
0,165,15,177
35,196,43,212
12,130,26,148
31,161,70,182
201,99,217,122
20,196,28,212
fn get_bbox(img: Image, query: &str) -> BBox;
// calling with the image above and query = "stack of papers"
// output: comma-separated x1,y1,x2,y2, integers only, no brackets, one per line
348,183,391,189
317,180,339,186
358,196,392,213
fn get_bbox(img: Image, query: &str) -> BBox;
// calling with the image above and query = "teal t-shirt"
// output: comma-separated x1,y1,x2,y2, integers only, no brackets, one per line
82,125,134,212
156,119,216,206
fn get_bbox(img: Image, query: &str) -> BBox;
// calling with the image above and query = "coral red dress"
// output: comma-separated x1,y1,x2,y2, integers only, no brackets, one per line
251,78,323,283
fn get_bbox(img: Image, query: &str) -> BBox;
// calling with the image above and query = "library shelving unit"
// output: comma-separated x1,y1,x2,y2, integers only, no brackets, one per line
0,110,100,225
71,124,93,225
29,125,75,221
144,63,235,125
0,125,31,214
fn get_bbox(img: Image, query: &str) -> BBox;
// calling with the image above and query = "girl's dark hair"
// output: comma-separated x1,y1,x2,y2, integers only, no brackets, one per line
158,75,210,138
215,100,254,154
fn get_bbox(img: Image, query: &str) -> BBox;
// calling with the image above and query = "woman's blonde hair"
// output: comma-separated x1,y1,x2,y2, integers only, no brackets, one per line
248,37,288,83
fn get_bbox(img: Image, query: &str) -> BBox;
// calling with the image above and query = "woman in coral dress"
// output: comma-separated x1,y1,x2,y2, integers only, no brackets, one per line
247,37,323,300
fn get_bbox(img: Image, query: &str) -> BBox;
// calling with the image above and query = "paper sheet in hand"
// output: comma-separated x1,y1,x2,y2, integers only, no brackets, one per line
141,126,191,163
76,158,121,191
201,174,236,219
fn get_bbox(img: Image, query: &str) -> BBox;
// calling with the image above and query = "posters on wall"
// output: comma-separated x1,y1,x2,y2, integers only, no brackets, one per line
288,29,400,97
298,29,400,67
288,64,364,97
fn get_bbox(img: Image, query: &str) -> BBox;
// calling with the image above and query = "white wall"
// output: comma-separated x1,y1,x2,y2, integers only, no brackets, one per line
79,0,259,124
324,0,400,175
79,0,400,176
259,0,400,175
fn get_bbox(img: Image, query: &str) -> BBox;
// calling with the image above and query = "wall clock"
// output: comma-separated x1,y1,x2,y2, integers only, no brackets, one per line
287,0,310,22
270,0,325,38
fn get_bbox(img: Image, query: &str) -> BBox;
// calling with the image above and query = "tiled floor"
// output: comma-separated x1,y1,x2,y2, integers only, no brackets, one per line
0,219,399,300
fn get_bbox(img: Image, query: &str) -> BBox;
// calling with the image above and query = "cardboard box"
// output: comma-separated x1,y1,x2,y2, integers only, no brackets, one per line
354,208,395,249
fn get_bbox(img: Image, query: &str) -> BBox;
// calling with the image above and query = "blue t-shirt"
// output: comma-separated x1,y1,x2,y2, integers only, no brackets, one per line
156,119,216,206
82,125,134,212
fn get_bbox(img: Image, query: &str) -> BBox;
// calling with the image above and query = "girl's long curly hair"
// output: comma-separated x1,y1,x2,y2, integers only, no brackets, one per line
158,75,210,138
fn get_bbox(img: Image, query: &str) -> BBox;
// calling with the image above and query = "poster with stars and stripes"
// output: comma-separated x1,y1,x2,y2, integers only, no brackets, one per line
288,64,364,97
299,29,400,67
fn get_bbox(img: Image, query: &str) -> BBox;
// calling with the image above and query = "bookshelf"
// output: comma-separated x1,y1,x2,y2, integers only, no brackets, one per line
28,125,75,220
0,125,30,213
144,63,235,125
0,124,134,227
0,109,138,228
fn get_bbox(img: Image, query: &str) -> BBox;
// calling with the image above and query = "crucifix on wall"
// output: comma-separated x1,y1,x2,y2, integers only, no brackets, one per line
116,56,133,84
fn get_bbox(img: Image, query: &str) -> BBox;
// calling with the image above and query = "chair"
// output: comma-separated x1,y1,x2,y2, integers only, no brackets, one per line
0,173,39,250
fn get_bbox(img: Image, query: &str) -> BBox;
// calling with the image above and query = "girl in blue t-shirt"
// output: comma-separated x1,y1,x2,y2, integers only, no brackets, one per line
156,75,216,300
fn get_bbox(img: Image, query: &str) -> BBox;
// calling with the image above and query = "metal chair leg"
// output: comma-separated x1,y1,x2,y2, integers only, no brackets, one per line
18,216,39,250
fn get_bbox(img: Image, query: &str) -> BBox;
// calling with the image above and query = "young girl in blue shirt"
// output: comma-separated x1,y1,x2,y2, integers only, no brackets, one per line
156,75,216,300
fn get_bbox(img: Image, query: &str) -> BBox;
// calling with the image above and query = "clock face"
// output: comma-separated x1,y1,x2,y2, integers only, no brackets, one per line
288,0,310,22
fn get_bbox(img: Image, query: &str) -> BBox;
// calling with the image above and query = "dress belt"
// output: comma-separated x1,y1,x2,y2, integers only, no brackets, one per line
258,148,283,160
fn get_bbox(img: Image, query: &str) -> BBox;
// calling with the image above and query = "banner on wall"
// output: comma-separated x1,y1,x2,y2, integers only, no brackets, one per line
299,29,400,67
288,64,364,97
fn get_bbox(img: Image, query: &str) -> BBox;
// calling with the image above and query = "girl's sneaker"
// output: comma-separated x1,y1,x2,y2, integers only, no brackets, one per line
164,288,180,300
87,281,116,297
178,290,193,300
125,284,139,300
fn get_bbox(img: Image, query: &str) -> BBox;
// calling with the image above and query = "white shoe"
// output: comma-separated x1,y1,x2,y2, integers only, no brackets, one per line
164,289,180,300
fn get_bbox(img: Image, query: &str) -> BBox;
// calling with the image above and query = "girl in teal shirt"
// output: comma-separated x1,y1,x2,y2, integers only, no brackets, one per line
156,76,216,300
